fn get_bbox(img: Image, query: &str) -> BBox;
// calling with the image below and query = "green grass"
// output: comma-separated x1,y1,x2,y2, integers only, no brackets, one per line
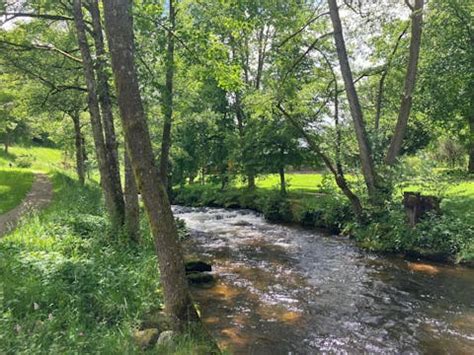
253,173,324,192
0,172,218,353
0,146,66,172
0,168,34,214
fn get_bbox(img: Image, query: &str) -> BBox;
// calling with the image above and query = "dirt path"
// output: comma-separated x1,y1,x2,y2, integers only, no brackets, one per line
0,173,53,237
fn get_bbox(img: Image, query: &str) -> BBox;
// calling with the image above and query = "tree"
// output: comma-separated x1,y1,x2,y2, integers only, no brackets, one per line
102,0,200,329
72,0,125,228
385,0,425,165
418,0,474,173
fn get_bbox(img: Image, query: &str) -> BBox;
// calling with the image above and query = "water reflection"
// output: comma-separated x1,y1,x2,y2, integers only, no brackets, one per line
173,206,474,354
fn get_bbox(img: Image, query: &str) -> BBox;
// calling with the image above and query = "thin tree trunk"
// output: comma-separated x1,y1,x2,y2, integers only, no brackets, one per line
124,146,140,242
385,0,424,165
102,0,200,329
327,0,378,200
279,166,286,194
73,0,124,228
87,0,124,206
4,133,9,154
71,112,85,185
159,0,175,190
469,115,474,173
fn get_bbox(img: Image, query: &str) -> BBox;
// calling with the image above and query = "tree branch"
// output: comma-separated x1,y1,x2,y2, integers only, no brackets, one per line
0,40,82,63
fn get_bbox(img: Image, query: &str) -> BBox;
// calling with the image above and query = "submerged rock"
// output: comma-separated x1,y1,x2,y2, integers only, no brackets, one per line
185,260,212,273
187,271,214,285
133,328,160,349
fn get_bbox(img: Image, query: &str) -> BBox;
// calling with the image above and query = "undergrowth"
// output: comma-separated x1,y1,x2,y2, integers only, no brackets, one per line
0,173,216,353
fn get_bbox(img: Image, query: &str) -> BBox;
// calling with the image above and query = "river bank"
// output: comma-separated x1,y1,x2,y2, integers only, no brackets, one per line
172,184,474,266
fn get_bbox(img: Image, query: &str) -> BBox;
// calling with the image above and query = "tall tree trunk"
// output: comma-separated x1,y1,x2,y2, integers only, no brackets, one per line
385,0,424,165
87,0,124,206
71,112,85,185
124,146,140,242
327,0,379,199
102,0,200,329
73,0,124,228
159,0,175,190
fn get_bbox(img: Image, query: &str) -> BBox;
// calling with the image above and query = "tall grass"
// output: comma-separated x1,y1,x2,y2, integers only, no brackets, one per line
1,173,162,353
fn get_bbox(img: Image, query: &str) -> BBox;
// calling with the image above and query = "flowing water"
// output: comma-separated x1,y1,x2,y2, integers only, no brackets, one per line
173,206,474,354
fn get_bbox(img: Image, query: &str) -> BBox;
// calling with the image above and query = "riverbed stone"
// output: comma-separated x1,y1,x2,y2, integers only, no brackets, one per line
185,260,212,273
133,328,160,349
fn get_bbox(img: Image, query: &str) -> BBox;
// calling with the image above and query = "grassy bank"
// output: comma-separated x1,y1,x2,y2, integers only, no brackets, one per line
0,146,65,172
0,172,216,353
173,172,474,265
0,168,34,214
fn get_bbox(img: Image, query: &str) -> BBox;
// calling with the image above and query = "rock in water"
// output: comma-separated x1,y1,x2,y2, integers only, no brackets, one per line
133,328,160,349
185,260,212,273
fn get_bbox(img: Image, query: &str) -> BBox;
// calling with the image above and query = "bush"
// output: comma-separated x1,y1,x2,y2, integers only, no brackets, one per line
262,193,293,223
16,154,34,168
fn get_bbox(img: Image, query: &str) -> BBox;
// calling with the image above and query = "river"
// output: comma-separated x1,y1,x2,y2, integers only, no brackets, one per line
173,206,474,354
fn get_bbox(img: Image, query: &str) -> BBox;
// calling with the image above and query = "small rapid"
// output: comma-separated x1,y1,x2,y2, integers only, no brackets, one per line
173,206,474,354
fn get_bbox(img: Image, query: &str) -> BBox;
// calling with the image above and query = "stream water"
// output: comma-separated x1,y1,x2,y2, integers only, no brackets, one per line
173,206,474,354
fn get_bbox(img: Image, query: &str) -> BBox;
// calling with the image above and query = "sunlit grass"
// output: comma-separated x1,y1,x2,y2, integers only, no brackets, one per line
0,146,67,172
254,173,324,192
0,168,34,214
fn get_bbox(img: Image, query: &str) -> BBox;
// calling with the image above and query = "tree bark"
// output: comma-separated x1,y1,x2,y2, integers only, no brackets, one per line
71,112,85,185
87,0,124,206
102,0,200,329
124,146,140,242
72,0,124,228
159,0,175,190
327,0,379,199
385,0,424,165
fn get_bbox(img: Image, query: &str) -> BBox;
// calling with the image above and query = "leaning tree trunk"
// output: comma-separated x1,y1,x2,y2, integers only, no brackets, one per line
102,0,200,329
385,0,424,165
327,0,379,200
124,147,140,242
159,0,175,190
71,112,85,185
277,104,364,218
87,0,124,204
73,0,124,228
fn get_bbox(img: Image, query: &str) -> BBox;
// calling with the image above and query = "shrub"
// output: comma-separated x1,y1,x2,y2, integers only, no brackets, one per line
262,193,293,223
